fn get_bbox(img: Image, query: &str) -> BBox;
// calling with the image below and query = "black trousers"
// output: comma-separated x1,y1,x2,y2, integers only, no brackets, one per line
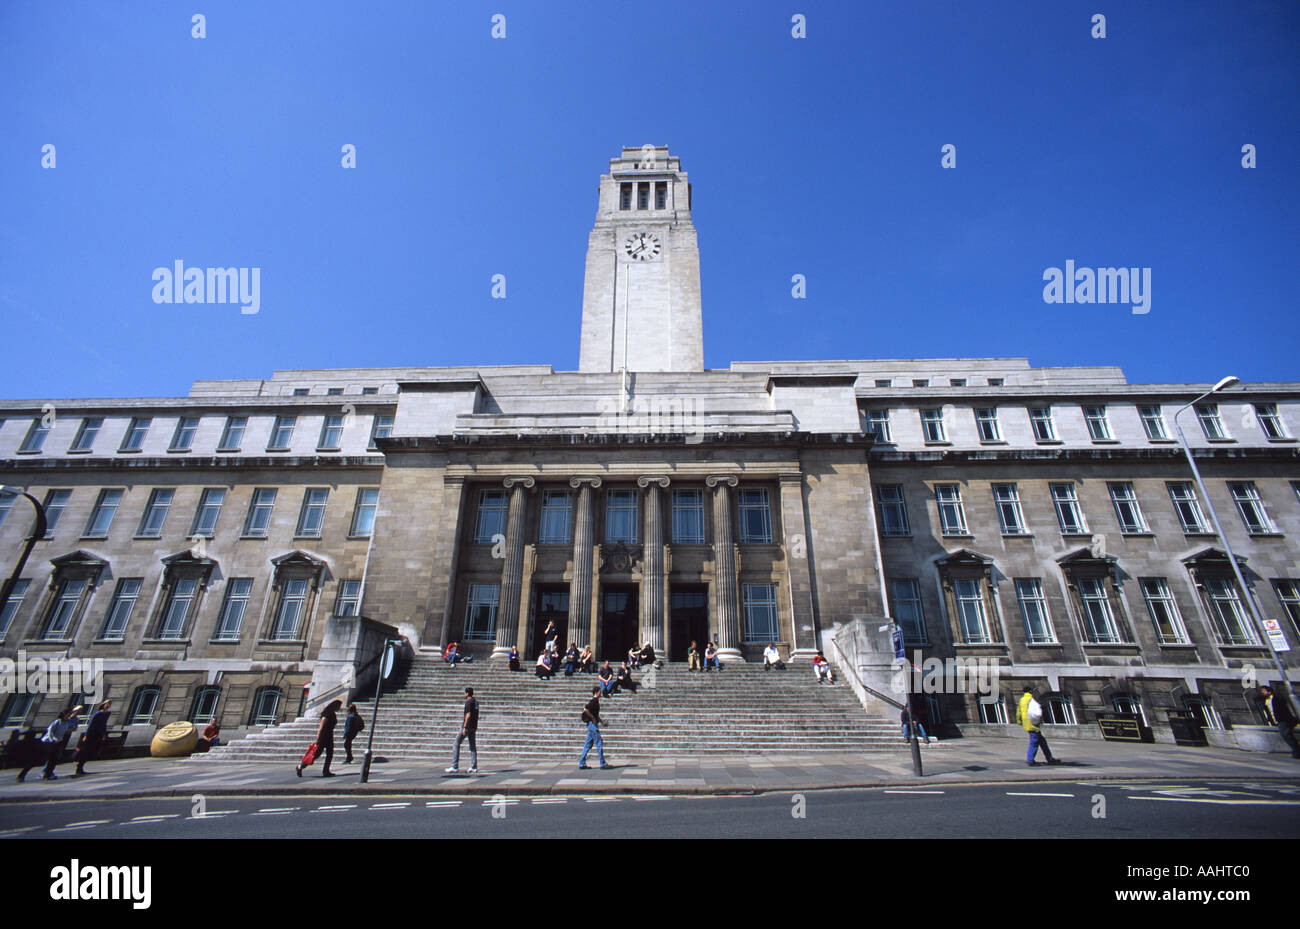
344,735,356,762
76,735,105,772
19,742,61,780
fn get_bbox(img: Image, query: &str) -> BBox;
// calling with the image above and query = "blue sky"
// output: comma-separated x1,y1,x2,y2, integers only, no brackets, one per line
1,0,1296,400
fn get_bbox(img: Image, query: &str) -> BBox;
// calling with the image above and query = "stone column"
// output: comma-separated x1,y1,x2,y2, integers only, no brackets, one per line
567,476,602,649
707,474,743,663
637,475,670,652
491,476,534,660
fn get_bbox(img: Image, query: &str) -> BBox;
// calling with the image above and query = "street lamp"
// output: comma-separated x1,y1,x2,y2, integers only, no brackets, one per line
0,486,47,621
1171,377,1294,714
881,620,923,776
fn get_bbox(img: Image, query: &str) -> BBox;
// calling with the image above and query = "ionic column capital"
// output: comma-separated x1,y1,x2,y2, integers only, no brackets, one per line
636,475,671,489
502,476,536,490
705,474,738,489
569,476,604,490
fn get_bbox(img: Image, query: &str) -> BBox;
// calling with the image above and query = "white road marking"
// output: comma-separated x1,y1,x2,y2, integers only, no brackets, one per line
531,798,568,804
127,814,181,823
583,797,620,803
0,826,43,836
51,820,112,832
370,802,410,810
425,800,462,808
253,807,300,815
633,795,671,801
1006,792,1075,798
190,810,238,818
1127,796,1300,806
479,798,520,806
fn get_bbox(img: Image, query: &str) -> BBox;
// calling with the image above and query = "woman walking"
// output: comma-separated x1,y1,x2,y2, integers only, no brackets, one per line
296,699,341,777
73,700,113,775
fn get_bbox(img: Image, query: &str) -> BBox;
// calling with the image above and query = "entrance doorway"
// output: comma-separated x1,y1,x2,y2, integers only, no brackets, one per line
669,585,709,661
600,585,638,661
532,586,569,656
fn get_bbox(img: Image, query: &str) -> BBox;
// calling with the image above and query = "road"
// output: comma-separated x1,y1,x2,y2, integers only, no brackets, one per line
3,779,1298,839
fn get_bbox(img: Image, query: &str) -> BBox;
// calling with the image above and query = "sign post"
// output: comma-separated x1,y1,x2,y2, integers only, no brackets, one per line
359,639,398,784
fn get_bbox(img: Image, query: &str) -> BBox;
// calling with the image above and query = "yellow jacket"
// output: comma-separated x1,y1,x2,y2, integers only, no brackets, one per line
1018,692,1040,732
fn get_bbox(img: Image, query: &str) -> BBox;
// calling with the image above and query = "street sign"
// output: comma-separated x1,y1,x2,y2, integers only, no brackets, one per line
1262,618,1291,652
381,642,396,679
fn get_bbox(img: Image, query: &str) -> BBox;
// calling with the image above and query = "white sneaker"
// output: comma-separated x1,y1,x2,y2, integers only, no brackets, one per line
468,767,478,774
445,766,458,773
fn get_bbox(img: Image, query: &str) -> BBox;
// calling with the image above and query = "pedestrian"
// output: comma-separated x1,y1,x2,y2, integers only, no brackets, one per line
762,644,785,670
543,620,558,656
598,660,618,696
900,703,931,743
579,645,596,673
196,718,221,752
508,645,521,672
296,699,340,777
18,708,78,782
617,661,637,694
563,643,579,677
578,685,611,770
343,703,365,763
812,651,836,683
536,650,555,679
74,700,113,775
1017,686,1060,766
704,642,722,671
446,686,480,774
1259,685,1300,759
687,640,702,672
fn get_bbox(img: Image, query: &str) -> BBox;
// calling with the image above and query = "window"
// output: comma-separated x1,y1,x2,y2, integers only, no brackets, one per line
655,181,667,210
464,583,499,640
1029,407,1057,442
1167,482,1209,533
1138,405,1168,440
350,488,379,537
978,697,1008,724
935,484,967,535
362,387,379,396
671,489,705,543
953,578,991,643
42,578,86,639
1254,403,1289,439
1,693,35,727
1196,403,1229,440
975,408,1001,442
620,183,632,210
296,488,329,538
1275,581,1300,638
170,416,199,451
738,488,773,543
84,489,123,538
1202,577,1257,645
1107,482,1147,533
742,584,779,642
1014,579,1055,644
863,409,891,442
19,418,51,453
876,485,910,537
214,578,253,640
949,378,966,387
334,579,362,617
268,415,296,450
920,409,946,442
1077,576,1122,643
157,578,198,639
473,490,508,543
190,488,225,537
1083,406,1111,441
318,414,344,450
0,580,30,639
99,578,141,640
0,490,13,529
605,489,638,544
912,379,929,388
538,490,572,544
1042,695,1076,725
249,688,281,726
369,414,394,449
137,489,174,537
637,182,649,210
874,378,891,388
1184,697,1223,730
327,388,343,397
218,416,247,451
1112,695,1147,726
292,388,309,397
70,418,102,452
128,687,161,725
888,578,927,644
120,417,150,451
1139,578,1188,645
272,579,310,640
244,488,277,537
42,489,72,537
189,687,220,725
987,378,1004,387
992,484,1027,535
1049,483,1087,535
1228,481,1276,534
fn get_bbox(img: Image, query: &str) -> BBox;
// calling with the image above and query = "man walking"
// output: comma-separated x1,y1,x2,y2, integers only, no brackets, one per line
446,686,479,774
1017,685,1060,766
578,685,611,770
1260,685,1300,759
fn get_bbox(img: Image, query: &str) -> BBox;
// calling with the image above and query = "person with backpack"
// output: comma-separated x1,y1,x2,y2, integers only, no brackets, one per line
578,685,611,770
343,703,365,763
1259,685,1300,759
446,686,480,775
1017,686,1060,766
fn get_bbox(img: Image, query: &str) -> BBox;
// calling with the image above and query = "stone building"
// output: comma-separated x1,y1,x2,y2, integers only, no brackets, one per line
1,146,1297,746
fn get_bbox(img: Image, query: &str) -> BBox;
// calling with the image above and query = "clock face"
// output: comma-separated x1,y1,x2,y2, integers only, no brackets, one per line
623,232,662,261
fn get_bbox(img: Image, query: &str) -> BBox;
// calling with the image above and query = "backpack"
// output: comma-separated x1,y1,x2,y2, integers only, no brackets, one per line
1027,698,1043,726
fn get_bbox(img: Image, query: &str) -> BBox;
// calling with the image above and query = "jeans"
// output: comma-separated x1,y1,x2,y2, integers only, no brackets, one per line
579,723,605,767
705,657,721,670
1027,730,1054,763
902,722,928,741
452,730,478,769
564,661,576,677
601,678,616,696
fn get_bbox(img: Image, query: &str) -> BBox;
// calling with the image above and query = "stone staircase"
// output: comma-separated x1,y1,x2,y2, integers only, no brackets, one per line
197,655,925,763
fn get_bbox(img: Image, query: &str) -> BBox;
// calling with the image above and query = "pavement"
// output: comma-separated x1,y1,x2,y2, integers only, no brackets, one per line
2,738,1299,801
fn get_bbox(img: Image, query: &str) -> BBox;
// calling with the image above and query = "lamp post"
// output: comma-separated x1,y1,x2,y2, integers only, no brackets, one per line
883,620,923,776
0,486,47,620
359,638,399,784
1171,377,1294,714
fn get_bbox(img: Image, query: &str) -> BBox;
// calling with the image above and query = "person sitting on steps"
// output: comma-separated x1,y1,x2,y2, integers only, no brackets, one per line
704,642,722,672
536,650,555,680
763,644,786,670
598,660,618,696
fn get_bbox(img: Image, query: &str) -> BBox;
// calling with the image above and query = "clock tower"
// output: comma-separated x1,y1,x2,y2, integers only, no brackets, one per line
578,146,704,372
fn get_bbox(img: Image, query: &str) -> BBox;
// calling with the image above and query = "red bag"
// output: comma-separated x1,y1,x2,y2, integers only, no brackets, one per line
300,743,320,766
